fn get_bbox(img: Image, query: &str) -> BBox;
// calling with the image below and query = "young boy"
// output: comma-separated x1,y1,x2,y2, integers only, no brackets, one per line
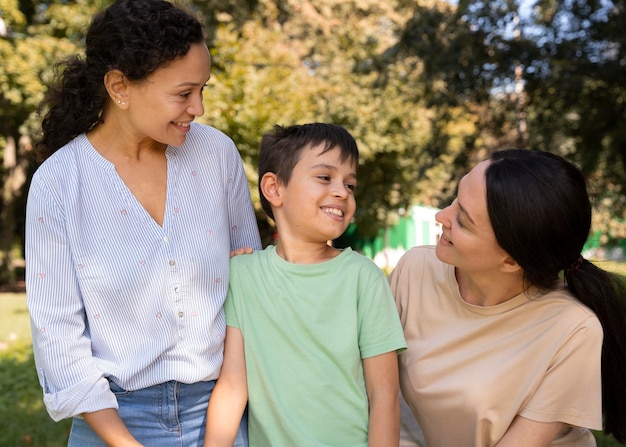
204,123,407,446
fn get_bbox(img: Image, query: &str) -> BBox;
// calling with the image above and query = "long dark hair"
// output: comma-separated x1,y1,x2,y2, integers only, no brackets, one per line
486,148,626,442
34,0,205,162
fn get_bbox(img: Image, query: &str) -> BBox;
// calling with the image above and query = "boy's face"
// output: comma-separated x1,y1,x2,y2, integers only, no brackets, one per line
277,144,357,243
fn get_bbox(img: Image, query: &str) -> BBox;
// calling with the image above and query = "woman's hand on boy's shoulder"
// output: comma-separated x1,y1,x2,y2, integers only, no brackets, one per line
230,247,255,258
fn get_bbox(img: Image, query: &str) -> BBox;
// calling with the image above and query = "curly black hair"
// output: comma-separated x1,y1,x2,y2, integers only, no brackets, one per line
35,0,205,161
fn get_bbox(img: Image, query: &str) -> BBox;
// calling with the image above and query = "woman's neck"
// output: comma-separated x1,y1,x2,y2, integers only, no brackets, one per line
455,268,526,306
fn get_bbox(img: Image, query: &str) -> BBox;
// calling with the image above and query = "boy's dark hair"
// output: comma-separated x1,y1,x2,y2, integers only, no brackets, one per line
258,123,359,220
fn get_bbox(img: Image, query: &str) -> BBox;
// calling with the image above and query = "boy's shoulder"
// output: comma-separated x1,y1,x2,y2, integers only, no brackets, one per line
229,245,273,268
334,248,386,276
229,246,383,276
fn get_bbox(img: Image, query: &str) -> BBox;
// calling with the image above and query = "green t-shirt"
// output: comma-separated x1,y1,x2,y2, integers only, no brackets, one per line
224,245,406,447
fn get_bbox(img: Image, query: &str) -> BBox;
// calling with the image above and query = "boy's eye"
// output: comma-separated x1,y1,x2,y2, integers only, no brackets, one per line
346,183,356,191
317,175,331,181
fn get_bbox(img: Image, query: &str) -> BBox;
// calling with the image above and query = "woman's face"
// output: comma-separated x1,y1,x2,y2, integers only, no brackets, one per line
124,42,212,148
435,160,512,274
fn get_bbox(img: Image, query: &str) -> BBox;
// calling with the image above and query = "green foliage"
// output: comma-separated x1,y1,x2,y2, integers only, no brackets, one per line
1,0,625,261
449,0,626,242
0,0,107,288
0,0,102,130
199,0,478,238
594,431,623,447
0,344,72,446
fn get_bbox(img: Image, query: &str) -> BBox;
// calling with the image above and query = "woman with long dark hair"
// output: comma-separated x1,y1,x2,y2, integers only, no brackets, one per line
391,149,626,446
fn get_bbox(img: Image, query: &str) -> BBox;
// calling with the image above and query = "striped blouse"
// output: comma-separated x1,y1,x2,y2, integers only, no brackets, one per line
25,123,261,421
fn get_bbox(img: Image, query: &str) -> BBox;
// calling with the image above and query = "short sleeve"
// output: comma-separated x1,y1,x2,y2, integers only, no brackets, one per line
224,286,240,329
357,263,407,359
520,316,603,430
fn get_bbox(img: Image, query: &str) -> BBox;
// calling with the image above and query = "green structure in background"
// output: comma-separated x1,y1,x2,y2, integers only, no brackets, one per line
337,206,440,272
338,207,625,271
584,231,626,261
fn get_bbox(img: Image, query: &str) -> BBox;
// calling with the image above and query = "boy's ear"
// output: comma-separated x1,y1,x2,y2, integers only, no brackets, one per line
104,69,129,107
260,172,283,207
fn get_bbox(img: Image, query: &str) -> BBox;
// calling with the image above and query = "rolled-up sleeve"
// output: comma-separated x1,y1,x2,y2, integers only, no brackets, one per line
26,175,117,421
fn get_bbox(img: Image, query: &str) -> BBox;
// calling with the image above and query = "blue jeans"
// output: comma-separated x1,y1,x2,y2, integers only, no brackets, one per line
68,380,248,446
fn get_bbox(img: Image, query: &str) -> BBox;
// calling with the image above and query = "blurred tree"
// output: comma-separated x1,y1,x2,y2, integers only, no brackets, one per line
390,0,626,242
198,0,483,240
0,0,106,286
518,0,626,243
2,0,624,278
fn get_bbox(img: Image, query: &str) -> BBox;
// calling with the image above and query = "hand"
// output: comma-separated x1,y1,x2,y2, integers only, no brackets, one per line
230,247,254,257
82,409,145,447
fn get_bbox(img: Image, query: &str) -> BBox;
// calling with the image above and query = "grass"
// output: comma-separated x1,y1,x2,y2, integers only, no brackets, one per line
0,293,71,446
0,343,72,446
0,294,32,347
1,263,624,446
592,260,626,277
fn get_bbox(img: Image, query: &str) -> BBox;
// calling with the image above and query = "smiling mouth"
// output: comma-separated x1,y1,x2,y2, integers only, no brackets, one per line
441,233,452,245
173,121,191,127
321,207,344,217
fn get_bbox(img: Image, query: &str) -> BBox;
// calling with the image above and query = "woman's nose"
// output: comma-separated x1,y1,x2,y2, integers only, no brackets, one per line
435,206,451,227
189,92,205,117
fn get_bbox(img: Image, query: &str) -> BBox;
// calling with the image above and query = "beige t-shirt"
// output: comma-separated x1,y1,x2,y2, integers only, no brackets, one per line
390,246,603,447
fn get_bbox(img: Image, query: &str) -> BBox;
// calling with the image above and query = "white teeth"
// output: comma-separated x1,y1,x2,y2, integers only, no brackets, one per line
322,207,343,217
175,122,190,127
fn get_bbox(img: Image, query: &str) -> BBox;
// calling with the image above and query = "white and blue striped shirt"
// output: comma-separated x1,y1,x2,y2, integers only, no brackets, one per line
25,123,261,421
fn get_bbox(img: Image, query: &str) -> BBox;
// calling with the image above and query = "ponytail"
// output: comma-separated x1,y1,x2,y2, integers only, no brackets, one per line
565,260,626,442
485,149,626,442
34,56,107,162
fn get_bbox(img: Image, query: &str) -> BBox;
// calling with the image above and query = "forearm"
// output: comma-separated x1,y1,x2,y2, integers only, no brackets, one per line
82,408,143,447
363,352,402,447
495,416,563,447
367,393,401,447
204,383,247,446
204,326,248,447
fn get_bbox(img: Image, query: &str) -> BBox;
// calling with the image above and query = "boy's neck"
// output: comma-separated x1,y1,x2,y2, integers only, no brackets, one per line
275,240,343,264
